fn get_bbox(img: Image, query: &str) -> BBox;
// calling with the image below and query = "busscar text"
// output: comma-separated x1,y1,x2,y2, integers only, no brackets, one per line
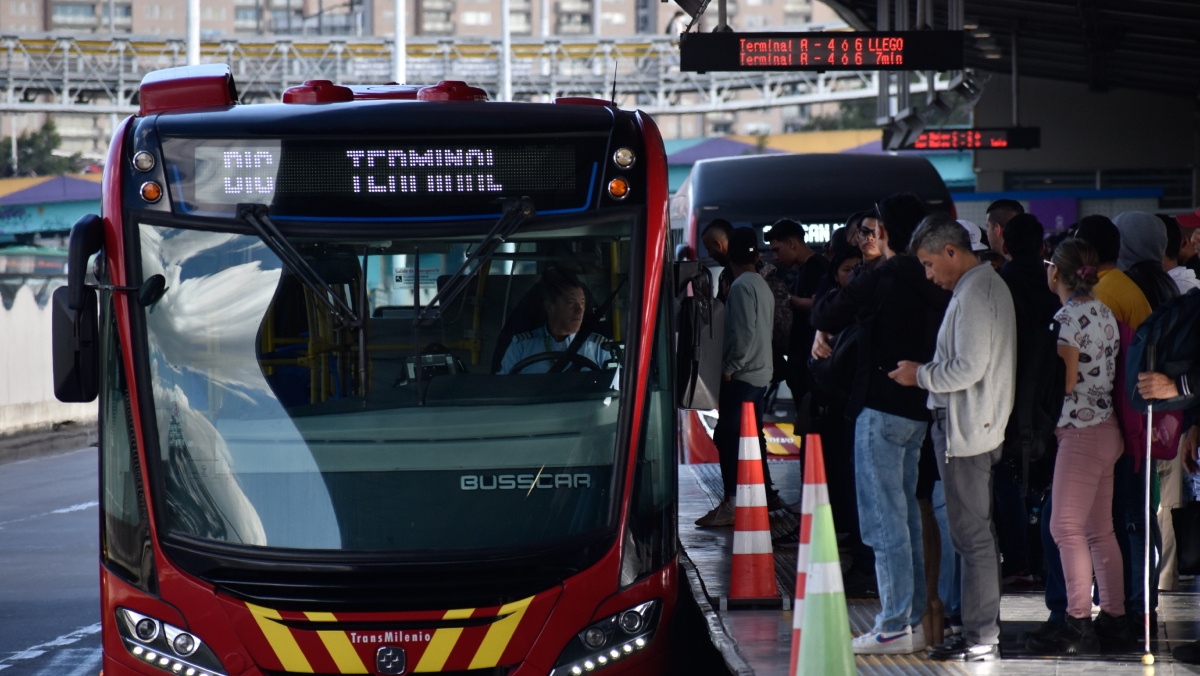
461,473,593,490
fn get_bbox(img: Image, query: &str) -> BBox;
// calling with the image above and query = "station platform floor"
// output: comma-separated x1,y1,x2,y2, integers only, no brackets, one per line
679,461,1200,676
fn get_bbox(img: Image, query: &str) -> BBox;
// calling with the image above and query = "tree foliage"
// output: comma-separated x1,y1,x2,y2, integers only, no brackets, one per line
1,120,84,177
793,99,879,132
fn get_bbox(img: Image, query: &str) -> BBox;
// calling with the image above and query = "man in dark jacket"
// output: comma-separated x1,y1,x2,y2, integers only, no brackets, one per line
1111,211,1179,635
811,193,951,655
765,218,830,423
985,199,1025,262
992,214,1063,587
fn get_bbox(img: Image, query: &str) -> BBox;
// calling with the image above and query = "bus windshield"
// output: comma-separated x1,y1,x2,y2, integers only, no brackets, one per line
138,217,635,554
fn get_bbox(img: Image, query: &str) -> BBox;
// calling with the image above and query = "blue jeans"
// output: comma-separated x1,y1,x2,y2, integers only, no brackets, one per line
933,481,962,618
855,407,927,633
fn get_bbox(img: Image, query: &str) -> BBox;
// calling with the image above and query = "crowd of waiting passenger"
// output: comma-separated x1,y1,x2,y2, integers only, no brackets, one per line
693,196,1200,663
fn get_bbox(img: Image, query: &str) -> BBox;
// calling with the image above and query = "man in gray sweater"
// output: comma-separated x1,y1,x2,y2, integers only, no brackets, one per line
891,214,1017,662
696,227,782,526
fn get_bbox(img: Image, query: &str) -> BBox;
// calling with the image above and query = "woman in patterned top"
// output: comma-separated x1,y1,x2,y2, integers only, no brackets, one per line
1027,238,1125,656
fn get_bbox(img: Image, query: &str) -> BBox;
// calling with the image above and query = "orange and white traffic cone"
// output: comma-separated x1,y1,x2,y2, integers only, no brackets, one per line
790,434,856,676
729,400,778,604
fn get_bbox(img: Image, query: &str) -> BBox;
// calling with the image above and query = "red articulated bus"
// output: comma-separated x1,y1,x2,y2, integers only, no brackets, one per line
53,64,680,676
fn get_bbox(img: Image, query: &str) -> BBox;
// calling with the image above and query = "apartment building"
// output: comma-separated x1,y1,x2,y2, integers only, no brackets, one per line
3,0,831,42
0,0,45,32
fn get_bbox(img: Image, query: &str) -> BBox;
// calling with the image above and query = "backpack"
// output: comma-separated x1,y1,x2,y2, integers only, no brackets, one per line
762,269,794,376
1003,304,1065,486
808,270,894,401
1114,320,1184,473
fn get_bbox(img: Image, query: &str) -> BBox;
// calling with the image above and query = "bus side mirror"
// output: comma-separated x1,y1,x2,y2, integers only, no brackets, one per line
138,274,168,307
68,214,104,310
54,213,105,403
673,262,723,411
53,285,99,402
674,260,700,295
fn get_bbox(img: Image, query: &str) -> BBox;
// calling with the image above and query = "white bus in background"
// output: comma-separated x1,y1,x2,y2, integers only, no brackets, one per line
670,152,955,463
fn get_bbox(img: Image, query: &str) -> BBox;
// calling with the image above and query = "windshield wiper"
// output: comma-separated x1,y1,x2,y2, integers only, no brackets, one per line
239,204,370,403
415,198,535,326
238,204,361,329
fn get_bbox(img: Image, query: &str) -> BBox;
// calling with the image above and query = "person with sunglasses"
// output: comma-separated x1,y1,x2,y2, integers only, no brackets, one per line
811,193,951,655
848,211,885,284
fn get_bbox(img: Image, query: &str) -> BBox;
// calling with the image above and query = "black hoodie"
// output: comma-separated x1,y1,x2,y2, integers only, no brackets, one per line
811,254,950,421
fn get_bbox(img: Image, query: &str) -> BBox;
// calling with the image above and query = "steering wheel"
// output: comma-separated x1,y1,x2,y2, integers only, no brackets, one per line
509,351,601,374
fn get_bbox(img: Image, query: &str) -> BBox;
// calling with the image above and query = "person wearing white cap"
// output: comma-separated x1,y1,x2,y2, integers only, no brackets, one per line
958,220,990,253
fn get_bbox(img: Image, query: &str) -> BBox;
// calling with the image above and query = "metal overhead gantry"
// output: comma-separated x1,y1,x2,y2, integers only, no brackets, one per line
0,33,953,117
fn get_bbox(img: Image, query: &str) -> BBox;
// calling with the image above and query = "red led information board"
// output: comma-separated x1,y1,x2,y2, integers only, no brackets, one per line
885,127,1041,151
680,31,964,72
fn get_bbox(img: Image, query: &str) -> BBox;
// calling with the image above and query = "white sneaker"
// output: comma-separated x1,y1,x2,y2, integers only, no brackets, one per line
911,624,926,651
852,626,917,655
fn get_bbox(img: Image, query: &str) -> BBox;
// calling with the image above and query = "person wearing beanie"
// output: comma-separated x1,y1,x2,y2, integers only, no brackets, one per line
1113,211,1180,310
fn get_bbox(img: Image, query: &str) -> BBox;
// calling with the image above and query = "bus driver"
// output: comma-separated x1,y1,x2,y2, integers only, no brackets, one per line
499,268,613,374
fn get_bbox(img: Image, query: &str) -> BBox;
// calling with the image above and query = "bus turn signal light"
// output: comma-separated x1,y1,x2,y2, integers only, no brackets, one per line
141,182,163,203
607,178,630,200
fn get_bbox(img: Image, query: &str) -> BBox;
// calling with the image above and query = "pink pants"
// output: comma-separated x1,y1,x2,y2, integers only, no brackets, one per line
1051,414,1125,618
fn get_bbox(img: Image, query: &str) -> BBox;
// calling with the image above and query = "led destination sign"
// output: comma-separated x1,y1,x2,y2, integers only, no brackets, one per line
168,138,603,219
194,144,570,203
680,31,964,73
884,127,1041,151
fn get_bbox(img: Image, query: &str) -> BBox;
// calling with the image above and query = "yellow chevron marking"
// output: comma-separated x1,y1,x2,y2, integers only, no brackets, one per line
765,424,798,455
303,612,368,674
246,603,314,673
468,596,534,670
413,608,475,673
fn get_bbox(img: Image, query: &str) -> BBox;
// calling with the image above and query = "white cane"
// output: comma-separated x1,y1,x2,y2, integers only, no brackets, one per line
1143,343,1156,665
1144,400,1153,660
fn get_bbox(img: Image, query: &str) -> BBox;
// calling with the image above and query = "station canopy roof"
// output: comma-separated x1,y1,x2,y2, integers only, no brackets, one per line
831,0,1200,96
675,0,1200,96
0,174,102,206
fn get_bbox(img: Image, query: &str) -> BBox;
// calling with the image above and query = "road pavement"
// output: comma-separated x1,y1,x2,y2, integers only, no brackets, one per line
0,446,101,676
0,443,732,676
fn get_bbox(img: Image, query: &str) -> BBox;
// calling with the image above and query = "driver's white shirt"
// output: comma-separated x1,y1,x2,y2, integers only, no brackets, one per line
499,326,613,374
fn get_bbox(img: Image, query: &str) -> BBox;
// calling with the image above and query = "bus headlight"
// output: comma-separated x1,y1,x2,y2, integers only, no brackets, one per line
116,608,226,676
550,600,659,676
